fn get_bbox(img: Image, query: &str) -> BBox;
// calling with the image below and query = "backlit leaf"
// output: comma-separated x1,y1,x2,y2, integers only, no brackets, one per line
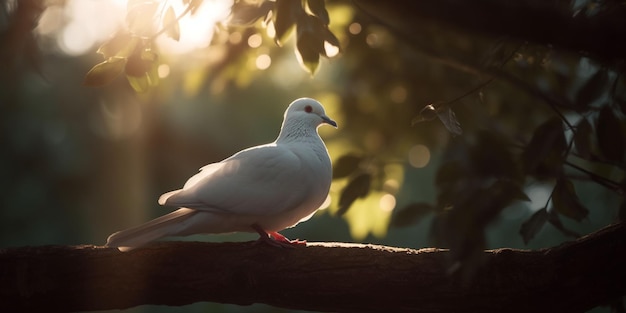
520,208,548,245
126,1,159,37
596,106,625,164
83,57,126,86
306,0,329,25
552,177,589,221
229,1,273,26
337,173,372,216
391,202,434,227
272,0,301,46
163,6,180,41
333,154,363,179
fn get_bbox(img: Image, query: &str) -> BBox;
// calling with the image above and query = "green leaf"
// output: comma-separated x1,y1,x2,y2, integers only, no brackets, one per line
391,203,434,227
229,1,273,26
332,154,363,179
306,0,329,25
163,6,180,41
552,177,589,222
83,57,126,86
574,118,593,158
272,0,302,46
520,208,548,245
521,117,566,178
576,69,608,109
295,15,324,74
596,106,625,164
337,173,372,216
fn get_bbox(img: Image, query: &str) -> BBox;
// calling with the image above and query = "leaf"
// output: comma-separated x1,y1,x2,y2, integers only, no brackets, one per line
125,47,157,77
437,106,463,136
547,210,581,238
83,57,127,86
470,131,521,181
272,0,302,46
521,117,566,178
552,177,589,222
188,0,205,15
163,6,180,41
391,203,434,227
126,1,160,37
596,106,625,164
295,15,324,74
333,154,363,179
576,69,608,109
337,173,372,216
306,0,329,25
97,32,138,59
520,208,548,245
574,118,593,158
229,1,273,26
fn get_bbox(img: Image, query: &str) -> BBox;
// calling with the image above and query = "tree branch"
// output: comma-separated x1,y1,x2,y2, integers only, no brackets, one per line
1,222,626,312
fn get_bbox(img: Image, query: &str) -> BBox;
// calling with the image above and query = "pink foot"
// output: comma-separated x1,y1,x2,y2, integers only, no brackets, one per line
251,224,306,248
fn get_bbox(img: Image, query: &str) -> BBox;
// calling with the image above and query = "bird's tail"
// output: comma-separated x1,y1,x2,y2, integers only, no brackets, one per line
106,208,198,251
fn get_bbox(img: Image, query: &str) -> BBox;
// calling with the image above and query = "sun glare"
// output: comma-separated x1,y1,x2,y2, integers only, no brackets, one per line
157,0,233,54
37,0,232,56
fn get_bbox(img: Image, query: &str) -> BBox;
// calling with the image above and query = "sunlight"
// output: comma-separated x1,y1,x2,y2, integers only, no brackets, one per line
157,0,233,54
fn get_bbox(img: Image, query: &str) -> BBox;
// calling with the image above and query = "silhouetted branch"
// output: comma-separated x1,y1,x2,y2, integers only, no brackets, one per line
1,222,625,312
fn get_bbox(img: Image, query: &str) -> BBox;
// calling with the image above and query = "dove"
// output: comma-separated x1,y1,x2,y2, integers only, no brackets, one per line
106,98,337,251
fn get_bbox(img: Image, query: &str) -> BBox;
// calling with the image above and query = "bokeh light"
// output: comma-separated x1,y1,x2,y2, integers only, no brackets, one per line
408,144,431,168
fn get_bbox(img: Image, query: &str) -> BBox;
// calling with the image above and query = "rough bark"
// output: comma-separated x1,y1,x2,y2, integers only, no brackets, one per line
1,222,625,312
354,0,626,66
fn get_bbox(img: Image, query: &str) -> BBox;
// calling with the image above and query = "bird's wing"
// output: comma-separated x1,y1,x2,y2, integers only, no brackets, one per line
160,144,309,216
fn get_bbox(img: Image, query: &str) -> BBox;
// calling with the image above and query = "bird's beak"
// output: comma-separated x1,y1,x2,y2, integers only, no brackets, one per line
321,115,338,128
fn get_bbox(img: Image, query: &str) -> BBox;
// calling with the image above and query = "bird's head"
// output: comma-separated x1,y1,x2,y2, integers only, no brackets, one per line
283,98,338,129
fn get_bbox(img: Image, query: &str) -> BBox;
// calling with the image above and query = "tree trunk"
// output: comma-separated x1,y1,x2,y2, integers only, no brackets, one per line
1,222,625,312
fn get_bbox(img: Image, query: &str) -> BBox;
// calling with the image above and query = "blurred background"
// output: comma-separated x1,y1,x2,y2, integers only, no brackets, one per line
1,0,624,312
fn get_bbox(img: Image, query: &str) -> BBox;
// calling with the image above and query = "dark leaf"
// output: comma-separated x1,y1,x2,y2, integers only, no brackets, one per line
272,0,302,46
391,203,434,227
337,173,372,216
125,47,157,77
520,208,548,245
296,32,322,73
521,117,566,178
574,118,593,158
306,0,329,25
332,154,363,179
576,69,608,109
547,210,581,238
596,106,625,164
477,180,529,222
470,131,521,182
163,6,180,41
229,1,273,26
552,177,589,222
83,57,126,86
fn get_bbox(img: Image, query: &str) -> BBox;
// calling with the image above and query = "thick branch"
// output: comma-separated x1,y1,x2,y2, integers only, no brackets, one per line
1,223,625,312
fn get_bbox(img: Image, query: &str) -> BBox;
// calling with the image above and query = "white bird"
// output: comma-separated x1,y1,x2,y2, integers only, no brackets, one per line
106,98,337,251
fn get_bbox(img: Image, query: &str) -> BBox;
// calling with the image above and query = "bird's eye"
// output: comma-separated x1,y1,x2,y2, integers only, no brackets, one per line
304,105,312,113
